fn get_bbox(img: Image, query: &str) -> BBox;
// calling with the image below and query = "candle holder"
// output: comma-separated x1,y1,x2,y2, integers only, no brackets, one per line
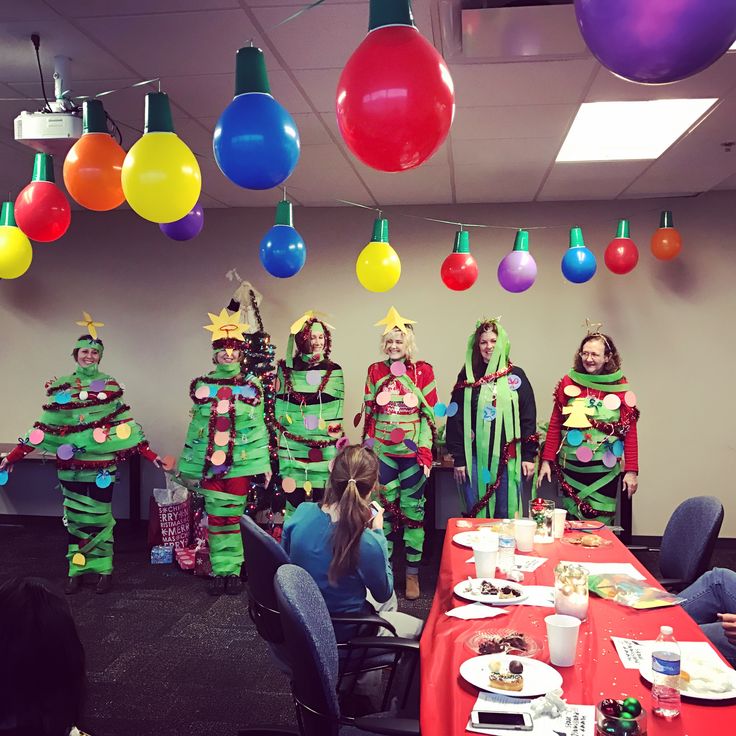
531,498,555,541
554,562,589,621
595,697,647,735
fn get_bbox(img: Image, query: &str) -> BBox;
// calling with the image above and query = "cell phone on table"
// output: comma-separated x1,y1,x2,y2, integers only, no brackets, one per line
470,711,533,731
370,500,383,517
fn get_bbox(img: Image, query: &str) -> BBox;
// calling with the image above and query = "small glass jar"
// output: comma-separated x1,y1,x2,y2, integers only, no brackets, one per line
531,498,555,540
595,698,647,735
554,562,589,621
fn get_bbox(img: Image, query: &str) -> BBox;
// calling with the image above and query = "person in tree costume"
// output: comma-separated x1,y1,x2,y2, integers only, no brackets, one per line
538,323,639,523
361,307,437,600
178,308,272,595
0,313,161,595
275,310,345,513
446,319,537,519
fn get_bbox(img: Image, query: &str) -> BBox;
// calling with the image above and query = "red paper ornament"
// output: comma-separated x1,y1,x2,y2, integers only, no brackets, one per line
604,219,639,275
441,230,478,291
15,153,71,243
336,0,454,172
650,210,682,260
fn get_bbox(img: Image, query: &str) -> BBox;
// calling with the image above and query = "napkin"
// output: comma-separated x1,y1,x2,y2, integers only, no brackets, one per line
446,602,509,620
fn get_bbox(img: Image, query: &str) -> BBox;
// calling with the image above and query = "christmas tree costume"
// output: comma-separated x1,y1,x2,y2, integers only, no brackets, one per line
362,308,437,569
275,311,344,513
542,362,639,523
178,309,271,584
446,320,538,519
1,315,158,584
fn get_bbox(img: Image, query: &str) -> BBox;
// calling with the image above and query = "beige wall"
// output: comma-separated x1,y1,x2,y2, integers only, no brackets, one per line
1,191,733,535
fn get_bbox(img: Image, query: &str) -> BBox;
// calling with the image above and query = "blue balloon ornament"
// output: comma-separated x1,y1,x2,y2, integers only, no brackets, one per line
213,46,300,190
259,199,306,278
561,227,597,284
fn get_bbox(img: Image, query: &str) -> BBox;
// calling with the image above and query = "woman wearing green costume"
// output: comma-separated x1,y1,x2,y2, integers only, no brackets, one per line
446,319,537,519
538,327,639,522
178,309,272,596
275,311,345,513
0,314,161,594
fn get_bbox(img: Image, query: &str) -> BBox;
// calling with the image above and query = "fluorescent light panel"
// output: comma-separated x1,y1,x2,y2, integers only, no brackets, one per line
556,98,718,162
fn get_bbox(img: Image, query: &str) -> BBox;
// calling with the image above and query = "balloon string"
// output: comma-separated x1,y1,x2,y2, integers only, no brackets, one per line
271,0,328,29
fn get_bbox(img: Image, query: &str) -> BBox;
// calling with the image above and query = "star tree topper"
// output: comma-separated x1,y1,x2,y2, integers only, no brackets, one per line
204,308,249,355
374,306,416,335
76,311,105,340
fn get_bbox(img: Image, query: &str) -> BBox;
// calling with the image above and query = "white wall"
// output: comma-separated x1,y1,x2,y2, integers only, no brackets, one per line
1,192,733,535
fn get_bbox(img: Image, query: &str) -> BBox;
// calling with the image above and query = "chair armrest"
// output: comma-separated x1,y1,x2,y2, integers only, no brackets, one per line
347,636,420,652
625,545,649,552
345,716,420,735
331,611,398,636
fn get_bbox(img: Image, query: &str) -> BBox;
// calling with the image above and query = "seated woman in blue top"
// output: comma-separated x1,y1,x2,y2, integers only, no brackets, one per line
282,444,422,640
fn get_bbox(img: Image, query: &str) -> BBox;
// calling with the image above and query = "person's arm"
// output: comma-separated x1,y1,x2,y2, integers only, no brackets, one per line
138,443,162,467
515,368,538,463
541,379,565,462
445,373,465,462
360,528,394,604
0,442,34,470
363,366,377,440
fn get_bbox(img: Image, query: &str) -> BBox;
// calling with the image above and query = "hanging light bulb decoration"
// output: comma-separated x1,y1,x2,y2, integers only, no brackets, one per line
441,229,478,291
0,201,33,279
259,198,306,278
336,0,455,172
14,153,71,242
604,219,639,275
561,226,597,283
63,99,126,211
650,210,682,260
214,46,300,190
121,92,201,223
356,217,401,292
159,201,204,241
497,229,537,293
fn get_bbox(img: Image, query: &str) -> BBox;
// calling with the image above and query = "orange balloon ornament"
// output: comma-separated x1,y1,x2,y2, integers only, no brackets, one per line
650,210,682,261
63,100,126,211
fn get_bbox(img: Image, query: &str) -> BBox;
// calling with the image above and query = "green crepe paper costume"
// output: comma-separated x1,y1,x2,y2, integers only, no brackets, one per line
178,361,271,576
275,319,345,511
19,362,150,577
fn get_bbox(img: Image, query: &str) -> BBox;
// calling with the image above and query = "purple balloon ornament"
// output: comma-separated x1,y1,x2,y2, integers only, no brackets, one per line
159,202,204,241
497,230,537,293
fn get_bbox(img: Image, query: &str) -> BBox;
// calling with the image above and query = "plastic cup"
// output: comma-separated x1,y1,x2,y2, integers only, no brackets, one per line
472,541,498,579
545,613,581,667
513,519,536,552
553,508,567,539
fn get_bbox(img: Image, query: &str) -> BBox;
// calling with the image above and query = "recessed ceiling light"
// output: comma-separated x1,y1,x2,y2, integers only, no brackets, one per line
556,98,718,162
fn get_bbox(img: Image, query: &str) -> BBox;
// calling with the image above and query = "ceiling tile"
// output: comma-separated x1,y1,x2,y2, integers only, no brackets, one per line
538,161,649,201
45,1,240,16
454,164,541,203
291,68,340,113
356,164,453,205
452,137,559,168
452,104,576,141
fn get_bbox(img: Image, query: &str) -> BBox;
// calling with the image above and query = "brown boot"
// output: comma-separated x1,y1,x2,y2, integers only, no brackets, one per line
405,573,420,600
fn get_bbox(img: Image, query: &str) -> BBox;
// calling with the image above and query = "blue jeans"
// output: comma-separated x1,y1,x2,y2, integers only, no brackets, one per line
680,567,736,666
461,458,513,519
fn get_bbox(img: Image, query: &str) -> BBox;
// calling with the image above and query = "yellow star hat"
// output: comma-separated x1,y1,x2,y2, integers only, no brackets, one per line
203,308,249,356
289,309,335,335
374,306,416,335
76,311,105,340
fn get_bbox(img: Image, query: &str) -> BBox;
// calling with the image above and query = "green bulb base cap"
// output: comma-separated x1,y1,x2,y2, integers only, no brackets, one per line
659,210,674,228
513,229,530,252
1,201,17,227
452,230,470,253
235,46,271,96
31,152,55,183
371,217,389,243
275,199,293,227
83,99,107,134
144,92,174,134
369,0,414,31
569,226,585,249
615,219,630,238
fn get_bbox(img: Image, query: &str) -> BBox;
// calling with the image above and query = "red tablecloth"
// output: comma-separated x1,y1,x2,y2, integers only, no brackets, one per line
419,519,736,735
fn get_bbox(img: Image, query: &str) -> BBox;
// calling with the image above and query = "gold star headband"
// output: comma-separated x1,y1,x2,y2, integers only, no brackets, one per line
583,318,604,336
204,308,249,355
290,310,335,335
374,306,416,335
76,311,105,340
476,315,502,328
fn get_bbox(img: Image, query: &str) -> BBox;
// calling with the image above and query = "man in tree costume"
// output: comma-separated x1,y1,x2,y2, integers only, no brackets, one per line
0,313,160,594
275,310,344,513
361,306,437,600
178,309,272,595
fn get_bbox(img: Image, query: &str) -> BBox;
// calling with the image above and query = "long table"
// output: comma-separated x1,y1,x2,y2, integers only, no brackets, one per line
419,518,736,735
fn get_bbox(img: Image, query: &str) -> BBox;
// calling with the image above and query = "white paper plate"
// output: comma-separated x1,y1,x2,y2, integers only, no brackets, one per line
640,661,736,701
454,578,528,605
460,654,563,697
452,530,486,548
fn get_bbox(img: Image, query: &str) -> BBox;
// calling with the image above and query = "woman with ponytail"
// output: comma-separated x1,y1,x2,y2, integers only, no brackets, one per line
282,444,422,640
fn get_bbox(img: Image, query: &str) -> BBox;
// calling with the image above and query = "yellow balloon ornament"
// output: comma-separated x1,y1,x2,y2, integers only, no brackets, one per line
122,92,201,223
0,201,33,279
356,217,401,292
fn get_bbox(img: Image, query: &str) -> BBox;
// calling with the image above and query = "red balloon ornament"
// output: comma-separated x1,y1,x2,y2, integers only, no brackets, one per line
604,219,639,275
441,230,478,291
650,210,682,261
15,153,71,242
336,0,455,172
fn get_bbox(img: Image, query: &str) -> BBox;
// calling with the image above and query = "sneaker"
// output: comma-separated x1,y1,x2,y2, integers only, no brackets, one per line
225,574,243,595
65,577,81,595
95,574,112,595
209,576,226,596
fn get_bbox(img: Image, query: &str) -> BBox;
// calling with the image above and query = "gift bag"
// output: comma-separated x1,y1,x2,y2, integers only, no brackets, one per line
148,476,191,550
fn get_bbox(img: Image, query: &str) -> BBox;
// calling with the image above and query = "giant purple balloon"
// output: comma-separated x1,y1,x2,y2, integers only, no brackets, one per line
159,202,204,241
575,0,736,84
497,250,537,294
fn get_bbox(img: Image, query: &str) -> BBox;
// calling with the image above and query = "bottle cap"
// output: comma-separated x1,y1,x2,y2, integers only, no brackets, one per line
660,625,673,635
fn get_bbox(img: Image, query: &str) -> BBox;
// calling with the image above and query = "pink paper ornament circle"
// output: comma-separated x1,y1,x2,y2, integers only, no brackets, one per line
210,449,227,466
376,391,391,406
602,393,621,410
282,476,297,493
216,399,231,414
214,431,229,447
305,370,321,386
93,428,108,443
28,428,45,445
390,361,407,377
403,393,418,408
195,385,210,400
575,445,594,463
624,391,637,407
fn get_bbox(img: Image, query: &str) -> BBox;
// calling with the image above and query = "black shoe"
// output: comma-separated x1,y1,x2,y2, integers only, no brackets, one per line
65,577,81,595
96,574,112,595
225,574,243,595
209,576,226,596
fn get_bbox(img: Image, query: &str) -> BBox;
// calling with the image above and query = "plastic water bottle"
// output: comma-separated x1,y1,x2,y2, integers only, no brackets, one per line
651,625,681,719
497,519,516,574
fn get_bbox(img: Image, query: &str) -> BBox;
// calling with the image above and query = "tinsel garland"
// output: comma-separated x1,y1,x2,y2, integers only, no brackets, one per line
453,362,514,391
54,442,152,471
377,491,425,531
271,420,339,448
44,376,120,396
33,403,130,434
549,462,598,519
42,387,123,411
